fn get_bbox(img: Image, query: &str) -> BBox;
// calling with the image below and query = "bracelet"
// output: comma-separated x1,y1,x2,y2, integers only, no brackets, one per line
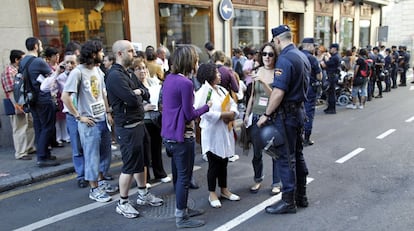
263,113,272,117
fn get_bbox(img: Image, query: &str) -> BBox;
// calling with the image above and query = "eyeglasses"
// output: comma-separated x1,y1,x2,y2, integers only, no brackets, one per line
261,52,275,58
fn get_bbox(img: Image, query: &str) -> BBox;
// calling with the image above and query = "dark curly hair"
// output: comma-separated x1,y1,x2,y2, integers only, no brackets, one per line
197,63,217,85
79,40,103,65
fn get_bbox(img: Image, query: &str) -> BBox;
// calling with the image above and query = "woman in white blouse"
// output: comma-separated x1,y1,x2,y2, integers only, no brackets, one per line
195,63,241,208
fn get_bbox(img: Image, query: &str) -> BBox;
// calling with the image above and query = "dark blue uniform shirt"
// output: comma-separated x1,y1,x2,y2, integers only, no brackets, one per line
324,52,341,75
273,44,310,103
301,50,321,82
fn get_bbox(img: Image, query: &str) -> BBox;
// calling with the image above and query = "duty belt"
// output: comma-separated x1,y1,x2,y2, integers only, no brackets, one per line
278,102,303,114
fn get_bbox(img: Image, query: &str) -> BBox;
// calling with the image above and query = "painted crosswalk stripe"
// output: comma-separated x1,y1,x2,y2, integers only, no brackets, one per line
335,148,365,164
213,178,314,231
376,129,396,139
405,116,414,123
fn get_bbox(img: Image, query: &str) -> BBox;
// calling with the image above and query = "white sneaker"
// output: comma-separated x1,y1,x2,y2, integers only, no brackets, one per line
98,180,119,193
146,183,152,189
346,104,357,109
116,201,139,219
358,105,364,109
137,192,163,206
160,176,171,183
111,145,117,150
228,155,239,162
89,188,112,203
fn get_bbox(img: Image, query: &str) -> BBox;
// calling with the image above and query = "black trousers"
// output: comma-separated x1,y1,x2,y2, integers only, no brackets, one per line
207,151,228,192
145,122,168,180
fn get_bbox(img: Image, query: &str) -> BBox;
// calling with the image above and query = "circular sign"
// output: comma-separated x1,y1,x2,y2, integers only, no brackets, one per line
219,0,233,21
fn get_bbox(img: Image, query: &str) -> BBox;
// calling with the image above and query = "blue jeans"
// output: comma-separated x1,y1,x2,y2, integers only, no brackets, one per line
163,137,195,211
271,110,308,193
31,102,55,161
78,121,112,181
66,114,84,180
250,114,281,186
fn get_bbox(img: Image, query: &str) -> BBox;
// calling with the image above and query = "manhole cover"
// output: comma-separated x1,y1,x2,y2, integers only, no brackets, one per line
139,194,196,219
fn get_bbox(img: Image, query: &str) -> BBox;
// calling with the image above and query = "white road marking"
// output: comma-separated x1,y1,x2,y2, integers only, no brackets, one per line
213,177,314,231
13,166,202,231
335,148,365,164
376,129,396,139
405,116,414,123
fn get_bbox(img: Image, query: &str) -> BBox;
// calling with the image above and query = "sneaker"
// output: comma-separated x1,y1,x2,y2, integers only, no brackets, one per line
228,155,239,162
146,183,152,189
176,217,205,229
116,201,139,219
187,208,205,217
98,180,119,193
358,105,364,109
77,179,88,188
111,144,117,150
346,104,357,109
89,188,112,202
137,192,163,206
160,176,171,183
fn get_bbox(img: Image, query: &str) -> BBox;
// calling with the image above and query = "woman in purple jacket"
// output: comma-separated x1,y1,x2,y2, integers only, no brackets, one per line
161,45,210,229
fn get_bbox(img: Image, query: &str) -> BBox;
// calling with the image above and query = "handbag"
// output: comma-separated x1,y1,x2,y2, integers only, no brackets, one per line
3,98,15,115
148,110,162,128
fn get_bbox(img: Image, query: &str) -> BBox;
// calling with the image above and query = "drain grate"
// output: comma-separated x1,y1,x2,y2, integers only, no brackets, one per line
139,194,196,219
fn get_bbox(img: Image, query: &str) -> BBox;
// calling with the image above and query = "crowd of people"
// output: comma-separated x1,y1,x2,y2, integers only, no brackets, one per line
1,26,411,228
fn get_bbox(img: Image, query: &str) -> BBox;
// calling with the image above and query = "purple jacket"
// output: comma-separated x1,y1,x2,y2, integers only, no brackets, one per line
161,73,209,142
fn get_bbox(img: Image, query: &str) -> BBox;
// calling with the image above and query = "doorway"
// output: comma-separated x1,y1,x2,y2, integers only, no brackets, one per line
283,12,301,45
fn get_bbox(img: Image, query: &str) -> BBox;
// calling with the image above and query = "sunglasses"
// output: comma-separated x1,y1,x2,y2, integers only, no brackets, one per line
261,52,275,57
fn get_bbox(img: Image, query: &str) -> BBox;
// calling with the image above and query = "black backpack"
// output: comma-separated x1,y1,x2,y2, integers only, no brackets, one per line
13,56,36,112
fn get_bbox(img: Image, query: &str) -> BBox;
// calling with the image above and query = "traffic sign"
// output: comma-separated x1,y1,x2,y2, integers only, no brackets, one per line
219,0,233,21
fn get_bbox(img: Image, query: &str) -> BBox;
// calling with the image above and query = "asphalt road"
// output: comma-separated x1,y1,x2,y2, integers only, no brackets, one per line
1,83,414,231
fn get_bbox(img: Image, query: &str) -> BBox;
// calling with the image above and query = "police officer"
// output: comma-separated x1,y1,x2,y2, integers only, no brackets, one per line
398,45,407,86
372,46,385,98
390,45,399,89
320,43,341,114
257,25,310,214
301,38,322,146
383,48,392,92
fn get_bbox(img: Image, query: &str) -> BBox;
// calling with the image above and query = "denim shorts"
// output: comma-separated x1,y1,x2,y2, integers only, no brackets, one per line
351,80,368,97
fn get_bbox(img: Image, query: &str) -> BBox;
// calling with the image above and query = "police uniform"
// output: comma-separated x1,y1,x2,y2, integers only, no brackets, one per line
391,46,399,88
261,25,310,214
323,43,341,114
301,38,322,146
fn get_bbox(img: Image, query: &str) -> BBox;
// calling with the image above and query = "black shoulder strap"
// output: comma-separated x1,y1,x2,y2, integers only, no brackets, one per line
20,56,36,73
22,56,37,91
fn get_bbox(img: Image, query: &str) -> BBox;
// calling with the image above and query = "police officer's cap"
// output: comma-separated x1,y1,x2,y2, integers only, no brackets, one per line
302,38,315,44
373,46,379,51
271,25,291,37
329,43,339,49
385,48,391,52
391,45,397,49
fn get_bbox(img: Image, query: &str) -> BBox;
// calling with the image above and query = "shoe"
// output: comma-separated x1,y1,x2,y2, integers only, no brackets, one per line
18,155,32,160
189,182,199,189
56,141,64,147
202,153,208,162
358,105,364,109
221,193,240,201
136,192,163,206
160,176,171,183
111,144,117,150
228,155,239,162
37,159,60,167
116,201,139,219
146,183,152,189
391,86,397,89
103,175,114,181
176,217,205,229
375,95,383,98
399,83,407,87
346,104,357,109
303,139,314,146
270,186,281,196
187,208,205,217
265,193,296,214
324,110,336,114
98,180,119,193
47,155,57,160
411,81,414,84
77,179,88,188
383,89,390,92
208,196,222,208
250,183,261,193
89,187,112,202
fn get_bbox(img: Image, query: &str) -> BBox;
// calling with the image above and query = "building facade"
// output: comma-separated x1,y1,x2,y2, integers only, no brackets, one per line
0,0,392,147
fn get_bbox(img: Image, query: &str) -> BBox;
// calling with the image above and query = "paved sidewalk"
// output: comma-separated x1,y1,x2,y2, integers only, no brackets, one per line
0,144,121,193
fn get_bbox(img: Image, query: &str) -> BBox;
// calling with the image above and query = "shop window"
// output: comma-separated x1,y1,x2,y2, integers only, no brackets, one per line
232,9,266,50
340,17,354,51
158,3,212,64
359,20,371,48
32,0,128,52
314,15,332,48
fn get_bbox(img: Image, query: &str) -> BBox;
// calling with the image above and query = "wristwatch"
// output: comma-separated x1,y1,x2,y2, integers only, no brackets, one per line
75,114,81,121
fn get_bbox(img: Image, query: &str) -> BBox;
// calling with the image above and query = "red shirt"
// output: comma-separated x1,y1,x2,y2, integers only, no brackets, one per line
1,64,17,98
